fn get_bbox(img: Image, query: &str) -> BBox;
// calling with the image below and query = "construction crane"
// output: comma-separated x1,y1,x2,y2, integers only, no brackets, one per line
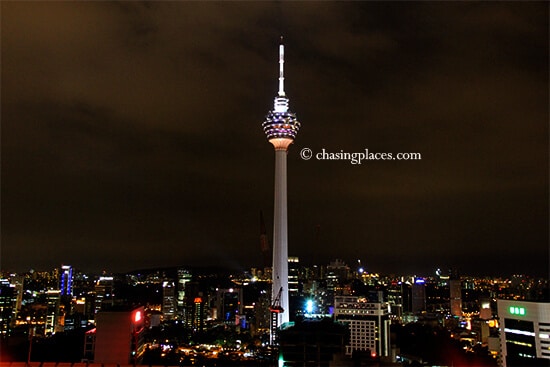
270,287,284,345
270,286,284,314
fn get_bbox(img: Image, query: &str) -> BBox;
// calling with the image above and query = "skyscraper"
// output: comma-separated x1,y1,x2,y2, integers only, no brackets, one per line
411,278,427,313
0,279,16,336
60,265,73,296
262,38,300,330
177,268,192,318
162,280,177,320
450,269,462,317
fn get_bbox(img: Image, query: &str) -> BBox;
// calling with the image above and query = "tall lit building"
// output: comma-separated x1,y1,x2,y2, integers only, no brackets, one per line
60,265,74,296
411,278,427,313
162,280,177,320
177,268,192,317
94,276,114,314
334,296,391,358
45,289,61,335
0,279,16,336
262,38,300,331
288,256,300,297
94,306,145,364
216,288,243,325
450,270,462,317
497,299,550,367
184,281,206,332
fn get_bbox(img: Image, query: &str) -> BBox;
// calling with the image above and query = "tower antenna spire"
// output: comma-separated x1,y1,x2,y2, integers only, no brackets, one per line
278,36,285,97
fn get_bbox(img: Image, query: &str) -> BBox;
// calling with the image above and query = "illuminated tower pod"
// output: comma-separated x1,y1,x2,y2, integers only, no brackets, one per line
262,39,300,333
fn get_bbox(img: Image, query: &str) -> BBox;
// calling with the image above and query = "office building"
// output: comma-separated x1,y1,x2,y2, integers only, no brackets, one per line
184,281,206,332
450,270,462,317
0,279,16,336
411,278,426,313
162,280,177,320
216,288,243,325
94,276,114,314
93,306,145,364
334,296,391,358
497,299,550,367
45,289,61,335
288,257,300,297
60,265,73,296
177,268,192,316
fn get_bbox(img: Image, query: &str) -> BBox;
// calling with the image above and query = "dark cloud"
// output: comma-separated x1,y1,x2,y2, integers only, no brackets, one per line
1,2,547,276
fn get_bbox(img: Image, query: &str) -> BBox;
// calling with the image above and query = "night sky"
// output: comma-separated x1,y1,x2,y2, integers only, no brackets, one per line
2,2,548,276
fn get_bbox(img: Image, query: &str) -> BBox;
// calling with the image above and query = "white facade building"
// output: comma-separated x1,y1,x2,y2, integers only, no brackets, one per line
334,296,391,358
497,299,550,367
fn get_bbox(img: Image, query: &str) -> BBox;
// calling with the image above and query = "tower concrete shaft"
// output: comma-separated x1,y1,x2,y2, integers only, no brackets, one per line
272,144,290,327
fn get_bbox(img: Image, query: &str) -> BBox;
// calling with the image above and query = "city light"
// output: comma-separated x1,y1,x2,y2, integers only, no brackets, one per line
306,299,314,314
278,353,285,367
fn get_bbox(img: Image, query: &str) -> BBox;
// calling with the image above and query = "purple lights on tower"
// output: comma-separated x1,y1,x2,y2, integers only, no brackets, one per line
262,109,300,140
262,38,300,141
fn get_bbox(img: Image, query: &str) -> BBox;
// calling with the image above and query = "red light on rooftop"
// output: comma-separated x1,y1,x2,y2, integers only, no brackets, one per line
194,297,202,303
134,310,142,323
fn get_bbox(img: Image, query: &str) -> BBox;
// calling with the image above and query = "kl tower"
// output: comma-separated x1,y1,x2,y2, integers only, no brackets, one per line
262,38,300,338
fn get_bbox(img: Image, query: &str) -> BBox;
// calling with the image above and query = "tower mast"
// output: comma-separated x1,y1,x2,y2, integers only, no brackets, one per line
278,37,285,97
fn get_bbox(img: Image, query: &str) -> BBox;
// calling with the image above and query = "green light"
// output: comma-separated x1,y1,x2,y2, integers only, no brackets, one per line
509,306,526,316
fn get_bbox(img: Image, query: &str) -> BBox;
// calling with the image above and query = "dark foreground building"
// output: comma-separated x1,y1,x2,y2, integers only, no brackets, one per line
278,318,347,367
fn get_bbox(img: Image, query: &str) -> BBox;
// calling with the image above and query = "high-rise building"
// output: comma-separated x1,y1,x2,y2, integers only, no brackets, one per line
480,297,492,320
216,288,243,325
162,280,177,320
288,257,300,297
0,279,16,336
177,268,192,317
262,38,300,332
327,259,350,284
94,276,114,315
411,278,426,313
450,270,462,317
386,280,404,320
45,289,61,335
184,281,206,332
94,306,145,364
497,299,550,367
252,290,271,336
12,275,24,317
60,265,74,296
334,296,391,358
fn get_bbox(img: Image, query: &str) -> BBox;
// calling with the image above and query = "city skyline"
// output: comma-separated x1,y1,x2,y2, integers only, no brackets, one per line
2,2,548,276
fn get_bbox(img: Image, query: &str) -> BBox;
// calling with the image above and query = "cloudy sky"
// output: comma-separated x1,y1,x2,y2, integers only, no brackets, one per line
2,2,548,276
